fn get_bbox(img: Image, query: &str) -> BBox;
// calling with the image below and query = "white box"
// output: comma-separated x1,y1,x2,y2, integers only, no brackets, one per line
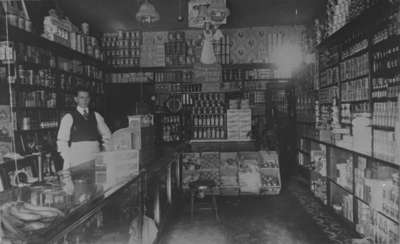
95,149,139,188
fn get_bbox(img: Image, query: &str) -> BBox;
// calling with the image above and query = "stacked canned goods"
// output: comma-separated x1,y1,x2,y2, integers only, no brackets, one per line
102,30,142,67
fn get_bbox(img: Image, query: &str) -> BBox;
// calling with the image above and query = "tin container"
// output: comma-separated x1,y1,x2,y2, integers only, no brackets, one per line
22,117,31,130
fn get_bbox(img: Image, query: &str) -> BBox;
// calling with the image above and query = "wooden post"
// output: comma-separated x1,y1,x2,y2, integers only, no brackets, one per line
154,180,160,225
167,164,172,204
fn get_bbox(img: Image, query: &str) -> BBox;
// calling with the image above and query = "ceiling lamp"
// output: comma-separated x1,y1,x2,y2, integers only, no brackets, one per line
136,0,160,24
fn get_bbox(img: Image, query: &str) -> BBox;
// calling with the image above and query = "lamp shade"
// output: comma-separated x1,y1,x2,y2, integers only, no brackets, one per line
136,0,160,23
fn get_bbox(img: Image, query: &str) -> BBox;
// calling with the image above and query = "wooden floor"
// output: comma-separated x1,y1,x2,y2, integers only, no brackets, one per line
158,183,357,244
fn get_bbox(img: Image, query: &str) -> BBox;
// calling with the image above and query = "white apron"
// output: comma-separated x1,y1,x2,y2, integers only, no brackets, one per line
66,141,100,168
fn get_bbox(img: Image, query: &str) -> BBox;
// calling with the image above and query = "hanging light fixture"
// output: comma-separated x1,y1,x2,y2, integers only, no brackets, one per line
136,0,160,24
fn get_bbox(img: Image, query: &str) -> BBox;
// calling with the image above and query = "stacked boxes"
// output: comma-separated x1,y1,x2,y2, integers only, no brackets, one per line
227,109,252,140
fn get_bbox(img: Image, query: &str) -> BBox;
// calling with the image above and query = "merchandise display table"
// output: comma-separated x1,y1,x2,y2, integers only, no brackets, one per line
182,150,281,196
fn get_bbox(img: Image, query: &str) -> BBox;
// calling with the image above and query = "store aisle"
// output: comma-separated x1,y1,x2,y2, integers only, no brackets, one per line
159,182,357,244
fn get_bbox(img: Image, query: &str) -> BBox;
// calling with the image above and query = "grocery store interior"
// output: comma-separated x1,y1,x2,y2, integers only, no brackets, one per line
0,0,399,243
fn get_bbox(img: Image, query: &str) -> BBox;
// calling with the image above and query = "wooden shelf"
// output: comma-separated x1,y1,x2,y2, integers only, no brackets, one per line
372,35,400,50
328,178,353,195
319,63,339,73
371,125,395,131
372,67,400,78
317,0,396,48
104,63,278,73
340,121,352,126
299,136,400,168
319,82,338,89
11,83,57,92
6,26,105,67
104,65,192,73
14,127,58,133
57,70,103,82
341,48,368,62
340,74,369,84
12,107,58,111
354,196,399,224
341,99,370,103
372,96,397,102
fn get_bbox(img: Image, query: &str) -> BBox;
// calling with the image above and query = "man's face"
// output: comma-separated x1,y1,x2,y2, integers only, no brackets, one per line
74,91,90,108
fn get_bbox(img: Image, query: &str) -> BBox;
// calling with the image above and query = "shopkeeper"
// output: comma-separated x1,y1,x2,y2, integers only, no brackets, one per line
57,87,111,170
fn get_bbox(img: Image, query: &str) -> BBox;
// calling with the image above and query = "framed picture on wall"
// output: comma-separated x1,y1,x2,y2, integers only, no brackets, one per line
188,0,228,28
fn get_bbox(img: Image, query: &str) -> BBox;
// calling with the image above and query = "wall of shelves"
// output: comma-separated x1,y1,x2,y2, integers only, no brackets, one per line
0,24,106,181
297,2,400,243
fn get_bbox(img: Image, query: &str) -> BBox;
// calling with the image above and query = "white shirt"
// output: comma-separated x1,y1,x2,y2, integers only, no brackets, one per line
57,106,111,168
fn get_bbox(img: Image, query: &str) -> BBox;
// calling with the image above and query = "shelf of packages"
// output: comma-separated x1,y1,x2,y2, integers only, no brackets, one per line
6,25,104,67
319,82,339,90
103,65,193,73
192,114,225,127
192,127,226,140
14,127,58,134
11,83,57,92
62,90,104,97
221,63,277,70
11,106,59,111
372,96,398,102
340,74,369,84
340,99,370,103
5,62,103,82
300,136,400,169
371,125,395,131
58,70,103,83
340,121,353,126
340,42,368,62
318,63,340,74
372,66,400,78
354,196,399,225
317,0,396,48
372,34,400,50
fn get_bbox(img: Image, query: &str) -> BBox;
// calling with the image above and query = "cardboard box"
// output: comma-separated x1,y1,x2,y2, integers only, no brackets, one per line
127,115,155,149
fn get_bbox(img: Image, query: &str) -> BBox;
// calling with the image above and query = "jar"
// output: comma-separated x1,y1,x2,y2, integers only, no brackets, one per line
24,19,32,32
7,13,18,26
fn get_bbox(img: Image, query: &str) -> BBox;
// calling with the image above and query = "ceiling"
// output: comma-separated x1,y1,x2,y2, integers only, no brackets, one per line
25,0,324,34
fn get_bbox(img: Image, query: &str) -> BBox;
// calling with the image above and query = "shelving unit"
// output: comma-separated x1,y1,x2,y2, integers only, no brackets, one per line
0,25,106,175
295,2,400,242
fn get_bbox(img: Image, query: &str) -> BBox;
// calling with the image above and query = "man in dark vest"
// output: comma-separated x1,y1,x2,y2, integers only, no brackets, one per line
57,87,111,170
